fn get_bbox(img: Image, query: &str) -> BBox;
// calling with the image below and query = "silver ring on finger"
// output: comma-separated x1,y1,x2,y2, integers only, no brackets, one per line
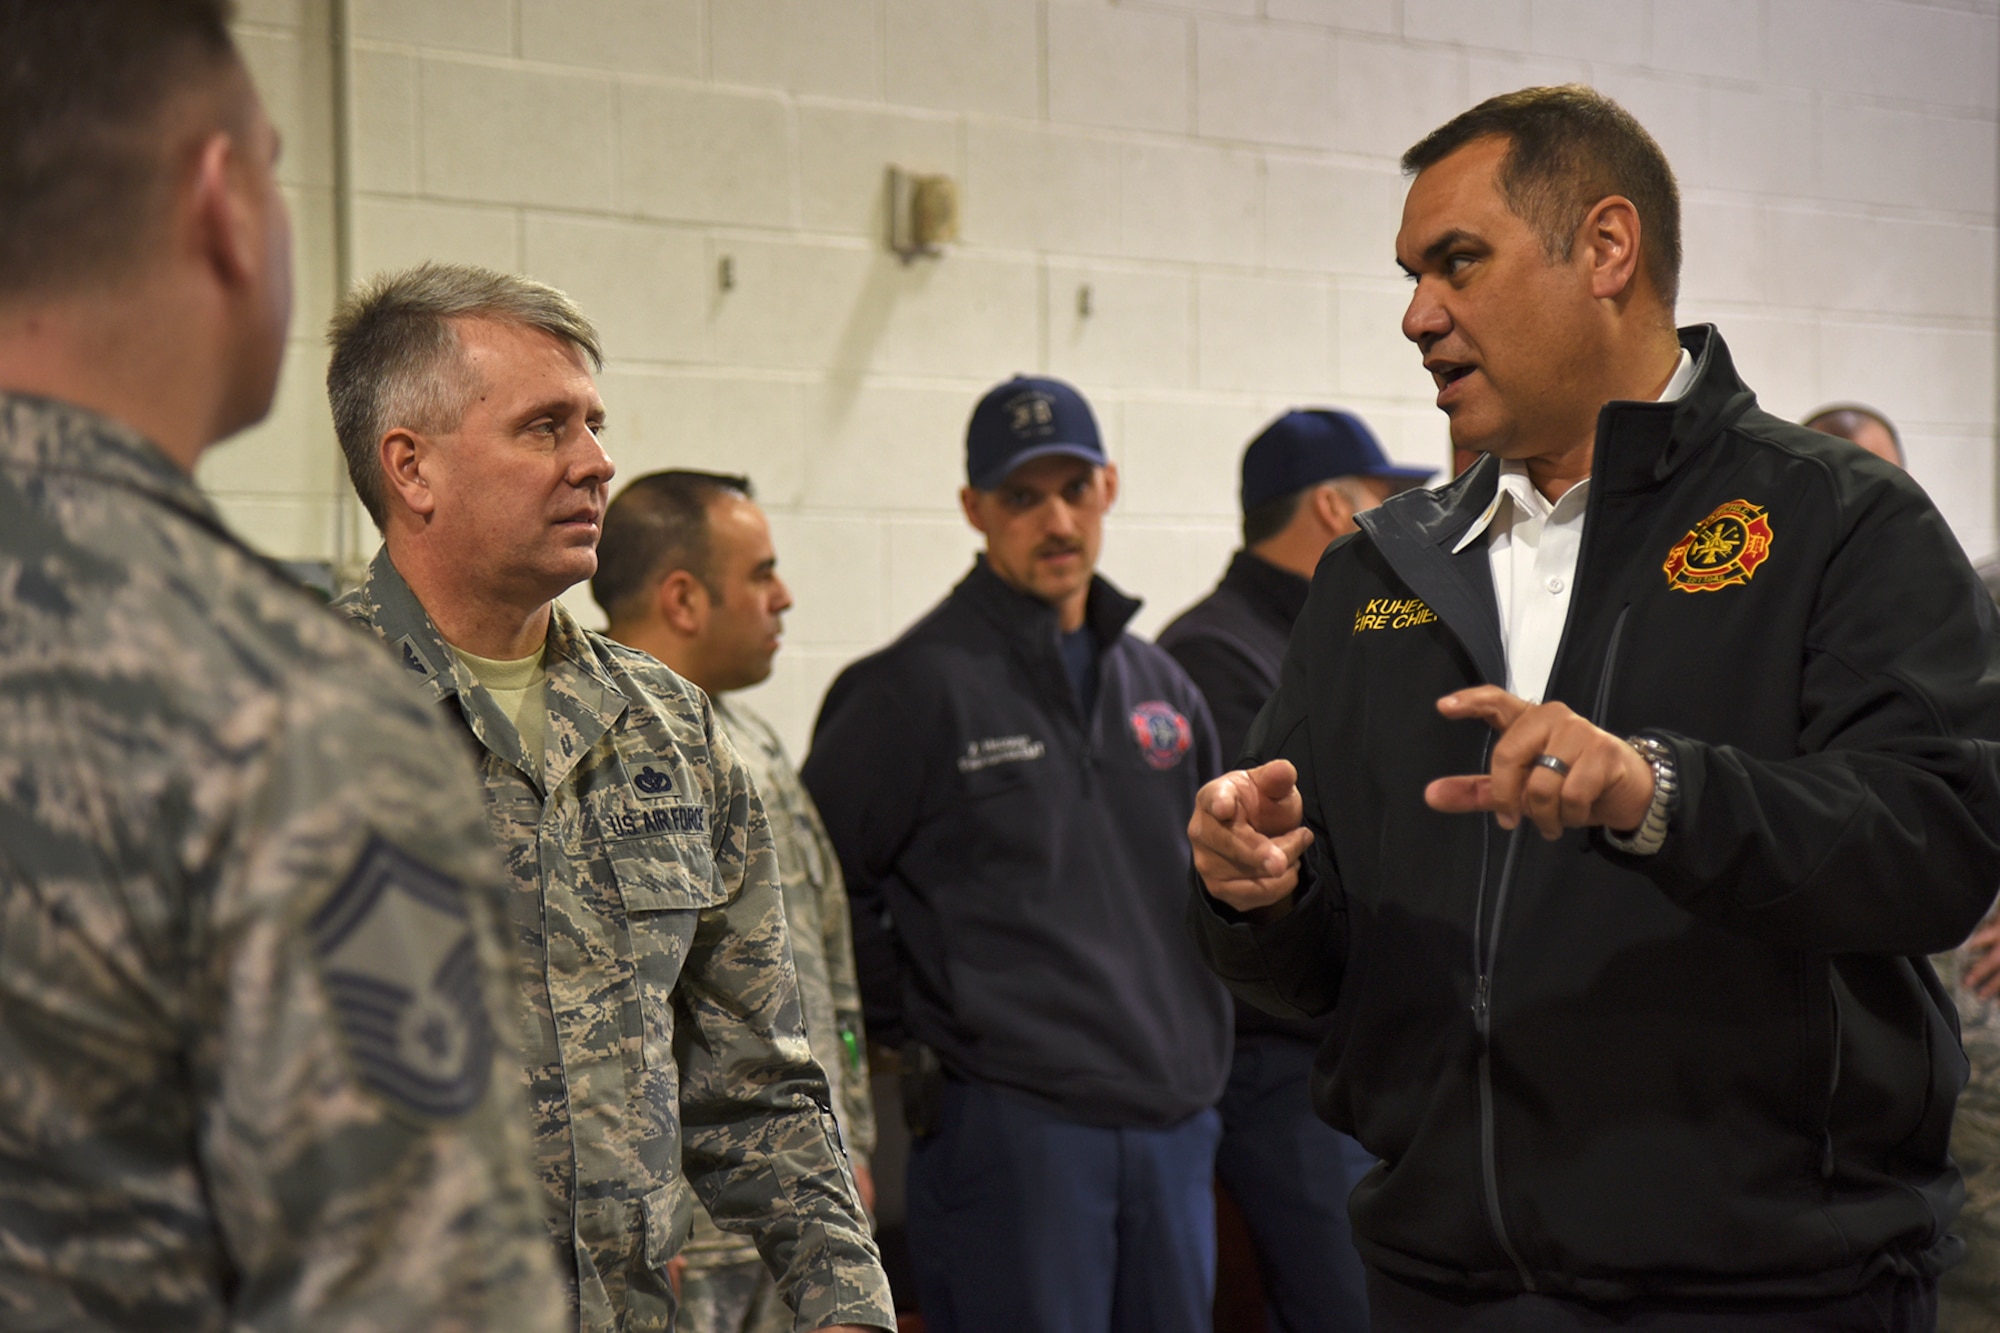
1532,753,1572,778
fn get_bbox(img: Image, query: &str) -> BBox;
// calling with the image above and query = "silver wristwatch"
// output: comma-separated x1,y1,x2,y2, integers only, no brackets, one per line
1605,734,1677,856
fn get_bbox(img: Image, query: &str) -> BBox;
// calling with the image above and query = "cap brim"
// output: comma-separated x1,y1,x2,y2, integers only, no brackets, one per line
970,442,1107,490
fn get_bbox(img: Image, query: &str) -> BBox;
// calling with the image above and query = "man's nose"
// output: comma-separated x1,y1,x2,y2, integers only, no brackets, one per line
570,424,615,486
1402,280,1448,346
771,575,794,615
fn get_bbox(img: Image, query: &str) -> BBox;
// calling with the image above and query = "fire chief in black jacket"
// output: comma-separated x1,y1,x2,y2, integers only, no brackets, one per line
1190,87,2000,1331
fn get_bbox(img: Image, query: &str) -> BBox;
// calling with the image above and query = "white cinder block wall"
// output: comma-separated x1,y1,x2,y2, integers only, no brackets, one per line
219,0,2000,757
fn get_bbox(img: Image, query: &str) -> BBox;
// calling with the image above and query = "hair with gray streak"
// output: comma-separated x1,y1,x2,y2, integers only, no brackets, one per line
326,261,603,527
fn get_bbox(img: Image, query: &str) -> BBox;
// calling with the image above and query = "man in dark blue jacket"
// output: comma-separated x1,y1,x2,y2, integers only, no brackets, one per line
1190,85,2000,1331
1160,409,1430,1333
804,375,1230,1333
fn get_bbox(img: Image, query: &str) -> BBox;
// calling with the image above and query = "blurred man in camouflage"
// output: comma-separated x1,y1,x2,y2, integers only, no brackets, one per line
593,469,879,1333
325,263,893,1333
0,3,562,1329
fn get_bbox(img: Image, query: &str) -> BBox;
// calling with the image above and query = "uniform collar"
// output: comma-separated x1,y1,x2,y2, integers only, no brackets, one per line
958,555,1141,649
338,547,628,789
1221,549,1312,628
0,390,234,540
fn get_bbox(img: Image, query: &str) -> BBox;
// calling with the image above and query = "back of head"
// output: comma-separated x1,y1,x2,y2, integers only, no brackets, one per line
326,262,603,528
1802,403,1903,467
1402,84,1682,310
593,470,754,623
0,0,240,301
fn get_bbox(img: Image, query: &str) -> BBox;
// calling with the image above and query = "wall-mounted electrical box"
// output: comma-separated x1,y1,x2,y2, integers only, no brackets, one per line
888,166,958,262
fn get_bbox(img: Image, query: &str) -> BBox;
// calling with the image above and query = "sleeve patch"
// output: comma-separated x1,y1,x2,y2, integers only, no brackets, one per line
308,834,495,1119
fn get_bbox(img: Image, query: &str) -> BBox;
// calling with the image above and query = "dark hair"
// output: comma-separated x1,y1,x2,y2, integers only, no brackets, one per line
1402,85,1682,308
1802,403,1903,465
592,470,755,621
326,263,603,528
0,0,240,297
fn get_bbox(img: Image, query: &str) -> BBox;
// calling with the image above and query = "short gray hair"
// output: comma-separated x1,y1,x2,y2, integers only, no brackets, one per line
326,261,603,528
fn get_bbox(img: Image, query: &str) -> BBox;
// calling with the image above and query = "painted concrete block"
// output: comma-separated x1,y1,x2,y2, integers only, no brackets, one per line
1264,0,1398,35
1198,273,1333,392
1905,431,1999,559
764,512,891,647
352,47,418,195
239,27,334,190
1817,102,1998,216
712,0,882,100
519,0,701,78
868,254,1043,378
1336,282,1431,404
1692,314,1820,424
1332,37,1467,161
964,121,1122,255
618,81,793,226
1765,210,1996,322
351,196,520,277
1465,53,1589,109
595,369,810,504
1117,395,1275,517
1121,140,1261,264
1047,263,1195,391
207,495,342,562
1700,86,1815,199
522,215,709,363
1196,20,1334,149
1049,5,1191,135
1404,0,1529,50
1678,196,1767,308
1525,0,1647,66
1097,517,1240,639
421,58,615,209
1587,69,1705,189
1820,320,1995,426
1769,0,1998,113
709,240,874,371
884,0,1039,117
1264,157,1407,278
800,104,960,237
198,348,340,500
801,380,977,512
1650,0,1761,82
885,517,983,639
352,0,513,55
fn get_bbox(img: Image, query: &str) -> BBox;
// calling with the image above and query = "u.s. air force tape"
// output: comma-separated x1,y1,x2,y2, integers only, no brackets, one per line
309,834,494,1119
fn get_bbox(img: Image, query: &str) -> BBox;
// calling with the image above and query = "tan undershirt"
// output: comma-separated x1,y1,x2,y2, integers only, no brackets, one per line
451,643,548,778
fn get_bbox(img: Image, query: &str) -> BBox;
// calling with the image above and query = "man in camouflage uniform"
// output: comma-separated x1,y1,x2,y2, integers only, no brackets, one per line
324,263,893,1333
593,470,879,1333
0,3,562,1329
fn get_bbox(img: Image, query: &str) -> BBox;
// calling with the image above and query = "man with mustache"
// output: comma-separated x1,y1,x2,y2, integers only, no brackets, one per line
803,375,1231,1333
1188,85,2000,1330
325,263,893,1333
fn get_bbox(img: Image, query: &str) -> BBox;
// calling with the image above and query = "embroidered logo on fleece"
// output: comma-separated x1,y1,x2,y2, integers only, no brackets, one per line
1352,597,1438,633
1129,701,1192,771
1663,499,1773,593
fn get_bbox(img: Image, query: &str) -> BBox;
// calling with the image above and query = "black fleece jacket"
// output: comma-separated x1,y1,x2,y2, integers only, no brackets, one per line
807,558,1229,1128
1193,326,2000,1302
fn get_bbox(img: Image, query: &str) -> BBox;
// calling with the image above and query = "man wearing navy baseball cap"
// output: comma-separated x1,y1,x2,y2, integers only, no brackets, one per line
804,375,1232,1333
1159,408,1432,1333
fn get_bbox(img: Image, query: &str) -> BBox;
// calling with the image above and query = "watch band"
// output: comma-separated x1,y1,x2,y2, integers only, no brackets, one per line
1605,734,1677,856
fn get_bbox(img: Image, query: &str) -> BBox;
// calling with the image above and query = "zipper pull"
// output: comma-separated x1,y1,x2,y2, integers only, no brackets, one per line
1473,975,1491,1032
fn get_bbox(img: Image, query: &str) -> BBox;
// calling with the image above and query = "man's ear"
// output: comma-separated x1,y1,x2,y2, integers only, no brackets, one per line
379,427,435,518
1309,482,1351,535
654,569,709,637
959,485,989,535
1580,195,1643,302
189,131,254,289
1099,460,1120,512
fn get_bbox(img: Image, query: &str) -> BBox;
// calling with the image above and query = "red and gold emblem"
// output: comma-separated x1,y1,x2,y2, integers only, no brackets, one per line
1663,499,1773,593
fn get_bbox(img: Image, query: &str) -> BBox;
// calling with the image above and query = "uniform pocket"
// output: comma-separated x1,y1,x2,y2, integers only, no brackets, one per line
643,1178,697,1271
612,841,724,1069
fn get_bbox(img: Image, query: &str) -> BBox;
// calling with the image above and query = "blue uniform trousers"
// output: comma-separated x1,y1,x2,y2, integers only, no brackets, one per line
1216,1032,1374,1332
906,1077,1221,1333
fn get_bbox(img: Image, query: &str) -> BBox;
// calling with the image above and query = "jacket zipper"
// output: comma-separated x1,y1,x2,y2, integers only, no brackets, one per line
1470,603,1633,1291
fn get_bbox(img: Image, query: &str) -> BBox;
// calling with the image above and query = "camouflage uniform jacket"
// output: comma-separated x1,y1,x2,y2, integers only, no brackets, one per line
335,551,892,1333
0,393,562,1332
684,698,876,1268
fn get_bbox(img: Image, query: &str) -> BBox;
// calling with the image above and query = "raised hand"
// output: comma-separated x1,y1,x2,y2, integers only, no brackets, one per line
1188,759,1315,916
1424,686,1655,840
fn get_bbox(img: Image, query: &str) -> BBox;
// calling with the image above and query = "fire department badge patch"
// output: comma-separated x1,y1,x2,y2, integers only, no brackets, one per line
1129,701,1192,771
1663,499,1773,593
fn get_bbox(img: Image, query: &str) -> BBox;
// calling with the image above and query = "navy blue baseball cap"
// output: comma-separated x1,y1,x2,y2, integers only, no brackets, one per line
1240,409,1434,513
966,375,1107,490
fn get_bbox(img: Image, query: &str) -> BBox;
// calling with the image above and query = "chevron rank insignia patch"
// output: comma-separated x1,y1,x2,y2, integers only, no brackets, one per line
309,835,494,1119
